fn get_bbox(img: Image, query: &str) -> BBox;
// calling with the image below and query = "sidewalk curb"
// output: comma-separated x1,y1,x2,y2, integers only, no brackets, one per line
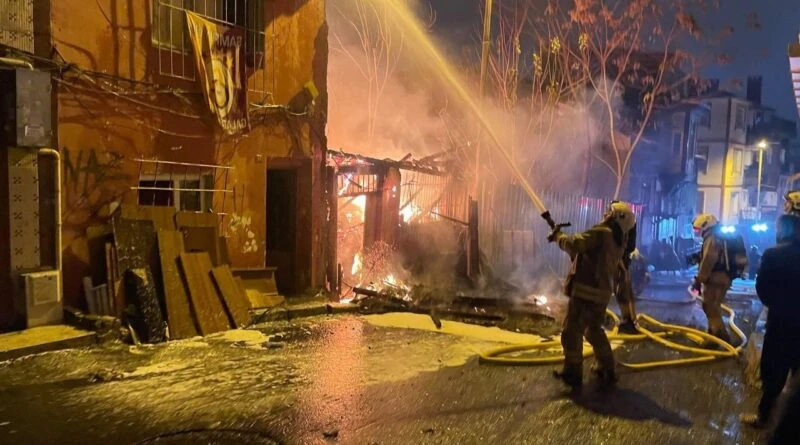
0,329,97,362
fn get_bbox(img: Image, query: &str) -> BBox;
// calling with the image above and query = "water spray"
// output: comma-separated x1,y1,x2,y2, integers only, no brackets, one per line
377,0,558,227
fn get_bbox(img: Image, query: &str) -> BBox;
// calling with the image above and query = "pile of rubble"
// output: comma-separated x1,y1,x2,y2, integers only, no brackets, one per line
81,204,282,343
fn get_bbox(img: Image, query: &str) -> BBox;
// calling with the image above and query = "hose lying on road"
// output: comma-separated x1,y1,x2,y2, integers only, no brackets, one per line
478,295,747,370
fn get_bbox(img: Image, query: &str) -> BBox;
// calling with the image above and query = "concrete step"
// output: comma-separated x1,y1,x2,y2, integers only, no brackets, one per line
0,325,97,361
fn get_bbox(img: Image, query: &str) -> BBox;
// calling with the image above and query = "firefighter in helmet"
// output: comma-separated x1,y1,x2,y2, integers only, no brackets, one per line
691,213,732,343
549,201,635,387
784,190,800,216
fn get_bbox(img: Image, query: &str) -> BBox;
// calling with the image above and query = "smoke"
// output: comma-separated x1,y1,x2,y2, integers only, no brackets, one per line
327,0,615,296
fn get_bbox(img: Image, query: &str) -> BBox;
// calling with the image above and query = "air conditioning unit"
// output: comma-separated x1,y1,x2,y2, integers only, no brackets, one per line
22,270,62,328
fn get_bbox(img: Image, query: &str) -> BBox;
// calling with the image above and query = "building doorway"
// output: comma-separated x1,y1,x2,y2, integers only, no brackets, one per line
266,168,297,295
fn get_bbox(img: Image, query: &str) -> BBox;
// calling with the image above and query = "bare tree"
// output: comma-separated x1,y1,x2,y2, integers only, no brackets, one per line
329,0,406,145
538,0,708,199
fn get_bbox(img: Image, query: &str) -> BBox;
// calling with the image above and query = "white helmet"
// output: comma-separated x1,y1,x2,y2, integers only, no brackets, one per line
692,213,718,237
784,190,800,216
606,201,636,232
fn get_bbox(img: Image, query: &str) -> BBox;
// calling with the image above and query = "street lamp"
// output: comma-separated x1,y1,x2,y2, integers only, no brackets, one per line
756,139,768,219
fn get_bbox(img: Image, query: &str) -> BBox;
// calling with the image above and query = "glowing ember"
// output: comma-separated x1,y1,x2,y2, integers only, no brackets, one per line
534,295,548,306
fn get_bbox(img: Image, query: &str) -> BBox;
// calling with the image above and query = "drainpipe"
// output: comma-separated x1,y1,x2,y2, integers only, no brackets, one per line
38,149,62,276
0,57,33,70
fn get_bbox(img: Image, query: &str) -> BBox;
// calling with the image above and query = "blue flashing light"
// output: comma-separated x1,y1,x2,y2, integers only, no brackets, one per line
751,223,768,233
720,225,736,234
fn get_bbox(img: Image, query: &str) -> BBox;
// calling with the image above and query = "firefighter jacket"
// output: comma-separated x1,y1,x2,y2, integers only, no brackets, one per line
756,239,800,329
697,233,732,286
556,223,627,305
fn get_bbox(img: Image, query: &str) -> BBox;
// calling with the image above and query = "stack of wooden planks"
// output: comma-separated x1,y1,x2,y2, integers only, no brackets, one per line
83,204,256,342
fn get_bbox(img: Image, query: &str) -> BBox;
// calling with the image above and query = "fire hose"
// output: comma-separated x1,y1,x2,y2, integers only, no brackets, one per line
478,293,747,370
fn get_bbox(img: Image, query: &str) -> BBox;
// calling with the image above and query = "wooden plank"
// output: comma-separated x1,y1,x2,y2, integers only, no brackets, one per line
211,265,251,328
175,212,218,228
182,226,221,266
157,230,199,340
124,267,167,343
121,204,176,231
112,217,164,318
104,243,116,315
86,225,111,286
179,252,230,335
218,237,230,265
110,245,124,318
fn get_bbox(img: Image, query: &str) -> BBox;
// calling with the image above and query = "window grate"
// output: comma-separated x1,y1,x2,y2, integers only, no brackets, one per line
152,0,273,99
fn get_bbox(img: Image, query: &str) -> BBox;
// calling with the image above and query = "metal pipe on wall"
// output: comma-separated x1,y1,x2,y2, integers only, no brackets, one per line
0,57,33,70
37,149,61,276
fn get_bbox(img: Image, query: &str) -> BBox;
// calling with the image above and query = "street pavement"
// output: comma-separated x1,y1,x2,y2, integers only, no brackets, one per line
0,280,769,445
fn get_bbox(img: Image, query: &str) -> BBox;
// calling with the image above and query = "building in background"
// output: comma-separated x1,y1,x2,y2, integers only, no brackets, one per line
743,86,798,223
629,102,707,247
695,90,753,224
0,0,329,330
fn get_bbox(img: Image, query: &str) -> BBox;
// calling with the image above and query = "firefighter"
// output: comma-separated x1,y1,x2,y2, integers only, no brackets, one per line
690,214,732,343
549,201,635,387
615,223,639,334
741,214,800,429
784,190,800,216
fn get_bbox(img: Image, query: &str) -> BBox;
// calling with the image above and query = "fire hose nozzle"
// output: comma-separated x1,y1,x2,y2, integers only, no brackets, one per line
541,211,572,242
540,211,571,231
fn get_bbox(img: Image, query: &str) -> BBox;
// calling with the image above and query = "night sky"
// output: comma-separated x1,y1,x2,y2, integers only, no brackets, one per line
428,0,800,122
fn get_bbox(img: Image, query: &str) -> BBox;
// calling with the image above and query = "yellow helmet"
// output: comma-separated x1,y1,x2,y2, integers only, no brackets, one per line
606,201,636,232
784,190,800,216
692,213,718,237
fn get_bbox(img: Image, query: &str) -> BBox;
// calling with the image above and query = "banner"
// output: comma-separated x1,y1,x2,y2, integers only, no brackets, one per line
186,12,249,135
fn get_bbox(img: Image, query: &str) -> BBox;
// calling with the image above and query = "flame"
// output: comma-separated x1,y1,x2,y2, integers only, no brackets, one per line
400,203,422,222
351,253,362,275
353,195,366,222
338,174,353,196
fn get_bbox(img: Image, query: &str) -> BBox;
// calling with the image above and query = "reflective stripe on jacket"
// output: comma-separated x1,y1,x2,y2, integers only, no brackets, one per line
556,223,627,305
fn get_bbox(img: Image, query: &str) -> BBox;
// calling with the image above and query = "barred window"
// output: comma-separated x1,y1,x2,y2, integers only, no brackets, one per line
152,0,269,94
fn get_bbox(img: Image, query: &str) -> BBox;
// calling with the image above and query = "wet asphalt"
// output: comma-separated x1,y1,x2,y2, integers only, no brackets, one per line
0,281,769,445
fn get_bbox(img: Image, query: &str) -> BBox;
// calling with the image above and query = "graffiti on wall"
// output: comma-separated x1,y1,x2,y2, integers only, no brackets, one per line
62,147,132,222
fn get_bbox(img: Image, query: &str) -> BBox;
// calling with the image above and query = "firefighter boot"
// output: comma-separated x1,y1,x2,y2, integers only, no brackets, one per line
553,363,583,388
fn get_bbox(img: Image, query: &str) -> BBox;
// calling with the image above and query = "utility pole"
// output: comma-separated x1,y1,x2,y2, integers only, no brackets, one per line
468,0,493,282
474,0,493,195
757,139,767,220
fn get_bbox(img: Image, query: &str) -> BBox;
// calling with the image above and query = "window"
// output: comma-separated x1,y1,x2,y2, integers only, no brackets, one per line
696,144,709,174
152,0,267,87
138,174,214,211
733,149,743,174
696,191,705,214
735,105,746,130
672,133,682,156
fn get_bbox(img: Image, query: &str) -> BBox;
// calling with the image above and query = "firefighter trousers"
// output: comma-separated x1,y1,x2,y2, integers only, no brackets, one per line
615,264,636,323
702,283,731,343
560,297,614,376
